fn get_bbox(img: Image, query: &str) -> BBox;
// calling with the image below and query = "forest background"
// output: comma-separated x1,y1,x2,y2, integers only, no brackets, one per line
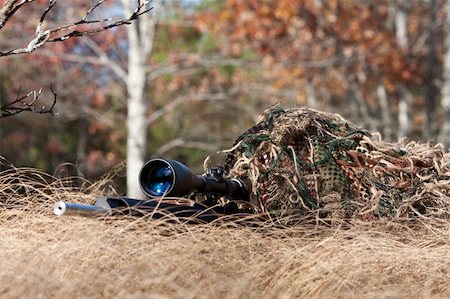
1,0,450,197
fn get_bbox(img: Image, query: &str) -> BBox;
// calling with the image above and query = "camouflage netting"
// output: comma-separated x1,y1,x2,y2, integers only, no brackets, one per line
214,105,450,223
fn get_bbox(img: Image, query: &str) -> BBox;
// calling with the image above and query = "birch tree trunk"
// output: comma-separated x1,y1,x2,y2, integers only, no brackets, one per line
377,83,392,139
438,0,450,146
122,0,159,198
306,75,317,108
425,0,439,140
394,0,411,139
395,1,408,50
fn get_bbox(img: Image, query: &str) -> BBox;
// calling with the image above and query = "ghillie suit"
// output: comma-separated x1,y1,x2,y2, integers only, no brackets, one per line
215,105,450,224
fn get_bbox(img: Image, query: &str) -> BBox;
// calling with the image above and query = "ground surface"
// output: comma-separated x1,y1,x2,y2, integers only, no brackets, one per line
1,168,449,298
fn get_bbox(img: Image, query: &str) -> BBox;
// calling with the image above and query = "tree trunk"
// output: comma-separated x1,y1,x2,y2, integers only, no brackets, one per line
377,83,392,139
126,46,147,198
438,0,450,147
395,1,408,50
306,75,317,108
394,0,411,139
398,86,412,138
425,0,439,140
348,76,377,133
122,0,159,198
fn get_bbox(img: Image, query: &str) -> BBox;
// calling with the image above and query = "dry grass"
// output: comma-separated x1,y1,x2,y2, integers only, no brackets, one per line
1,164,449,298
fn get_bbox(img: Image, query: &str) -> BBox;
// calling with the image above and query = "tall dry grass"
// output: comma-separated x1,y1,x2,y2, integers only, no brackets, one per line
1,162,449,298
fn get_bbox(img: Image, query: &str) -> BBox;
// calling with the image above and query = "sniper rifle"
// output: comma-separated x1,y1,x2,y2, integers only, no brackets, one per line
54,158,251,222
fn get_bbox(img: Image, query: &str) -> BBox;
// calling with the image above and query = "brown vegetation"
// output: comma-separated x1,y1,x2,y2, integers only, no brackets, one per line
1,162,449,298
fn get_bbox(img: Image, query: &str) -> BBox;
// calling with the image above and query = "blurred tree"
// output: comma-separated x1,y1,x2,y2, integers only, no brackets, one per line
425,0,440,138
439,0,450,145
0,0,150,117
1,0,250,194
198,0,447,143
122,0,160,197
392,0,412,138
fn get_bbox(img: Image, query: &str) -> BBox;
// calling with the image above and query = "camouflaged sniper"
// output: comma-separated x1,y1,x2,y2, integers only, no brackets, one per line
216,105,450,223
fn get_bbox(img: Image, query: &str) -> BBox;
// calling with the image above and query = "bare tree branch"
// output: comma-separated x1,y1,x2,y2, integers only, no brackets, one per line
0,0,153,118
36,48,128,83
0,0,31,30
83,37,128,82
144,89,240,128
0,87,58,118
147,57,246,82
0,0,152,57
153,138,218,157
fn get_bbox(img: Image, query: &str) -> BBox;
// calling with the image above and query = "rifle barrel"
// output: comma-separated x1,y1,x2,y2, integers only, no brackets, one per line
54,201,108,217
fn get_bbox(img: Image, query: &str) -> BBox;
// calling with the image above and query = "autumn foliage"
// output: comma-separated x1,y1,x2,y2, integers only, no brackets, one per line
197,0,446,140
1,0,450,189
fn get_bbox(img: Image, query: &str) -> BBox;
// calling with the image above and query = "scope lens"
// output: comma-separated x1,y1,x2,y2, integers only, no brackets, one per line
146,164,173,197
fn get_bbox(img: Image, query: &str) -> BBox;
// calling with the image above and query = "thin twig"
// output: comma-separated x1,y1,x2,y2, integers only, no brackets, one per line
0,87,58,118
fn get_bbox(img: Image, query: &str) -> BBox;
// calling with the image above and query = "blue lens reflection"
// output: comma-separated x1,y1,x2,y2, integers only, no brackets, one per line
154,166,172,178
149,181,172,196
148,165,173,196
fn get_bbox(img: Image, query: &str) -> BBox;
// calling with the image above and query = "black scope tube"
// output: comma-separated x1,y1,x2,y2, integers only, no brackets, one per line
139,158,248,200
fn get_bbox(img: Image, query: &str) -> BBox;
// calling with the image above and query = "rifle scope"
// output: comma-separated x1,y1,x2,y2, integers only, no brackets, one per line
139,158,248,200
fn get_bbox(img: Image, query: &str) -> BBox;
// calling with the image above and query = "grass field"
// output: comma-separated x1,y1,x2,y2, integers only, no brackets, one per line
1,166,449,298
